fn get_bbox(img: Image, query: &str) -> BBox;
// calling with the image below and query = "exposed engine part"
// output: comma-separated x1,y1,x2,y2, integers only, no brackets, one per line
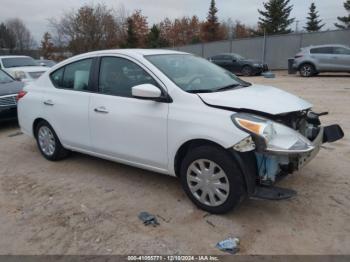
233,136,256,152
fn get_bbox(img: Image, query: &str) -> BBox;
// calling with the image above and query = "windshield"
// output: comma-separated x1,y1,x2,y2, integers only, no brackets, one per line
0,70,14,84
145,54,248,93
2,57,39,68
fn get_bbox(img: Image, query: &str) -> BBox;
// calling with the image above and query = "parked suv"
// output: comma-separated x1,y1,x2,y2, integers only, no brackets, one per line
208,53,268,76
17,49,343,214
293,44,350,77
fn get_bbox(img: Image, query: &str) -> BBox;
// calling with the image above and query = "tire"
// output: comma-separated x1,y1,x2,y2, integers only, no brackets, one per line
299,63,315,77
241,66,253,76
180,145,245,214
35,120,69,161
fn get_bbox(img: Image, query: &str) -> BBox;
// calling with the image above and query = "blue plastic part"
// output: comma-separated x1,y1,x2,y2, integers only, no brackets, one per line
255,153,280,182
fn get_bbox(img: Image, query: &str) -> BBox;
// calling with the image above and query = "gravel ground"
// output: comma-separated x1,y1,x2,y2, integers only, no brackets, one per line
0,71,349,255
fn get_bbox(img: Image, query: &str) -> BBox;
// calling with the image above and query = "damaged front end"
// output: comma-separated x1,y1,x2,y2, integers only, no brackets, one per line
231,110,344,198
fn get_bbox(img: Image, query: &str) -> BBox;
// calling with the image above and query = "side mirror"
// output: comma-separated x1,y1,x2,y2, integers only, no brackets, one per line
132,84,162,99
232,59,237,62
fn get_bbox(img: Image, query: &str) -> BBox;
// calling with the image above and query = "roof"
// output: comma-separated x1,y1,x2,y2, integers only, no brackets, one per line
0,55,31,59
79,48,187,57
303,44,349,49
57,49,189,65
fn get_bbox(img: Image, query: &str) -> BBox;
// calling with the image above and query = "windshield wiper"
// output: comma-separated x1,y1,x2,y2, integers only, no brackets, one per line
215,84,242,92
187,89,215,93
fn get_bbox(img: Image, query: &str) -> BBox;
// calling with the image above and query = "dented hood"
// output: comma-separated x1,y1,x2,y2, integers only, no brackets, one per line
198,84,312,115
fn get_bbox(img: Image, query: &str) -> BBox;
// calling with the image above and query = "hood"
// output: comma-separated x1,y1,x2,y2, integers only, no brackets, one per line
5,66,49,74
0,81,24,96
198,84,312,115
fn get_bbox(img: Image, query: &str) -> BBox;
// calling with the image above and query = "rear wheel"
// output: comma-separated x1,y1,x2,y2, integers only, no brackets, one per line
35,121,69,161
299,63,315,77
180,145,245,214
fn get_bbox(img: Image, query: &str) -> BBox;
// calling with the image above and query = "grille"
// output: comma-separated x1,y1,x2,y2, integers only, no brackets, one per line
28,71,45,79
0,95,17,107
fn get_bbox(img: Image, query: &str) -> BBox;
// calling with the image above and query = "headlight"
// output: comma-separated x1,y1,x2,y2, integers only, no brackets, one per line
13,71,27,81
253,63,262,67
232,113,314,153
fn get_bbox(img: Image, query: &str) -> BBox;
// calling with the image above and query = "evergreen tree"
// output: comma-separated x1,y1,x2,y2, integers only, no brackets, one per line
258,0,295,34
147,25,169,48
202,0,221,41
124,18,138,48
40,32,55,59
304,2,325,32
335,0,350,29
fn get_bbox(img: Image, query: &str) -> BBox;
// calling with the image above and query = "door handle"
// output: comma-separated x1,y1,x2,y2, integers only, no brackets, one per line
43,100,54,106
94,106,109,114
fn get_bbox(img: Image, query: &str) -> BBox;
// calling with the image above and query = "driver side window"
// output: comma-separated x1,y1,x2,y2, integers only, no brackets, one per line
98,57,158,97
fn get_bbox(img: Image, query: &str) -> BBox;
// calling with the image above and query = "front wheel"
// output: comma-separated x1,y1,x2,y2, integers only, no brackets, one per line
180,145,245,214
241,66,253,76
299,63,315,77
35,121,69,161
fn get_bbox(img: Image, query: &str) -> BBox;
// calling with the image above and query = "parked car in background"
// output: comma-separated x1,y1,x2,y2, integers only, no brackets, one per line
36,59,57,67
0,56,49,83
293,44,350,77
18,49,343,214
208,53,268,76
0,69,24,121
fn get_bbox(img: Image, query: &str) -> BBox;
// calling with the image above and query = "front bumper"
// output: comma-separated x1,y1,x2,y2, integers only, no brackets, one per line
297,127,323,169
0,106,17,122
256,124,343,184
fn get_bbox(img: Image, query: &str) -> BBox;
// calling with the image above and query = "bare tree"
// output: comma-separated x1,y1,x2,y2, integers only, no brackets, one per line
6,18,35,50
49,3,122,54
0,22,16,49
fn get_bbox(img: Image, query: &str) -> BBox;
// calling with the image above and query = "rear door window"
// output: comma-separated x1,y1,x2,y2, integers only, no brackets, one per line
50,59,93,91
310,47,333,54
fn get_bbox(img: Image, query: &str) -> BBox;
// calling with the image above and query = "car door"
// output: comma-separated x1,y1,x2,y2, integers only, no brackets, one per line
310,47,334,71
212,55,230,71
230,55,242,73
89,56,169,171
42,58,93,150
333,46,350,71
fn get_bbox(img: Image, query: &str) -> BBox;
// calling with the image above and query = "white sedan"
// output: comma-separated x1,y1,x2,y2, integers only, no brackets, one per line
17,49,343,213
0,55,49,83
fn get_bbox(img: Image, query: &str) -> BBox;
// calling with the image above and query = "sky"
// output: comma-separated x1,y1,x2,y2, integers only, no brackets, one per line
0,0,347,42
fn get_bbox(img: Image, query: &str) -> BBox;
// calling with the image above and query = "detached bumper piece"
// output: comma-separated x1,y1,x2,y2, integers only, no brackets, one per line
252,186,297,200
323,124,344,143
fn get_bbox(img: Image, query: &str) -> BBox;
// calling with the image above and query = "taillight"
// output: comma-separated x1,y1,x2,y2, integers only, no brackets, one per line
16,90,27,101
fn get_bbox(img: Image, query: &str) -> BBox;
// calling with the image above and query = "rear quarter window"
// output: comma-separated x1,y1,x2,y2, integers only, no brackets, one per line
50,67,64,87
